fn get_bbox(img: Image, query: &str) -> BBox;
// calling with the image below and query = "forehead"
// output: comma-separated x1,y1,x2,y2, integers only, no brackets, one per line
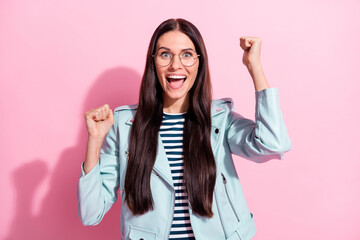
156,30,195,51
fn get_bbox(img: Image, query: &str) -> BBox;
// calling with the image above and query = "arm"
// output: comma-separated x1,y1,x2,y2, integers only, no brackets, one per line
240,36,269,92
226,37,291,162
226,88,292,162
77,105,120,225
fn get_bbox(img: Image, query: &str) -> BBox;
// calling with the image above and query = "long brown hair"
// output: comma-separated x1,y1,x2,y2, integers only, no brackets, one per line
124,18,216,218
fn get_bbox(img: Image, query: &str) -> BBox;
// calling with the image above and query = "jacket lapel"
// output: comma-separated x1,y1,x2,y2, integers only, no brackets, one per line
153,135,174,188
125,114,174,189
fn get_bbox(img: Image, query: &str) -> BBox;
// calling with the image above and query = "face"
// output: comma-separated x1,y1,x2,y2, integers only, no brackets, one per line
154,30,199,109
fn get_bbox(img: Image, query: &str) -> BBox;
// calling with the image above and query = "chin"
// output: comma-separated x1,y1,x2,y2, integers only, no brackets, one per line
164,91,188,102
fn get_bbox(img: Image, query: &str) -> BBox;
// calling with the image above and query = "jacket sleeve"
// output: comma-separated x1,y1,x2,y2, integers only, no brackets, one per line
77,111,120,225
226,88,291,162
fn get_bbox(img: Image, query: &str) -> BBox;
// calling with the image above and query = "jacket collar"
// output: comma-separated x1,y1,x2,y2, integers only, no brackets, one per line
122,98,232,125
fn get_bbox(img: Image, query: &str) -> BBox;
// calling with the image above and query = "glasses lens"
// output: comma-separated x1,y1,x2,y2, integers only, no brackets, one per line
155,51,171,66
180,51,197,66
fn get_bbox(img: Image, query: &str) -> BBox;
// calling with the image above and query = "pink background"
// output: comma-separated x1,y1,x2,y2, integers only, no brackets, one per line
1,0,359,239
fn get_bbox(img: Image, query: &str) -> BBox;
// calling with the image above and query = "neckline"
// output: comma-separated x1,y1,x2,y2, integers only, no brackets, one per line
163,111,187,115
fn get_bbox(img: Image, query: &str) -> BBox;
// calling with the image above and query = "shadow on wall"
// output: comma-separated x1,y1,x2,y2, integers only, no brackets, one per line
5,67,141,240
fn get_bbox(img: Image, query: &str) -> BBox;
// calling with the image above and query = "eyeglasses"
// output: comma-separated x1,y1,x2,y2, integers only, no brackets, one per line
152,49,200,67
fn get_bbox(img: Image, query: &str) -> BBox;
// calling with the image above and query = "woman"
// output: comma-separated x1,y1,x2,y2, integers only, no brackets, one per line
78,18,291,240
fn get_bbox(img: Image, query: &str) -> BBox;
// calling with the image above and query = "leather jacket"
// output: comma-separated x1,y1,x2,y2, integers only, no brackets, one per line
77,87,292,240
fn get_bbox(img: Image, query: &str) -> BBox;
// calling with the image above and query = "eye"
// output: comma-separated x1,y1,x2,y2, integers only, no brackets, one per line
160,52,172,59
181,52,193,59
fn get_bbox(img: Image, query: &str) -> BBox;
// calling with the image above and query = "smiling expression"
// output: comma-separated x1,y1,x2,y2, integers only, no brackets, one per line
154,30,199,112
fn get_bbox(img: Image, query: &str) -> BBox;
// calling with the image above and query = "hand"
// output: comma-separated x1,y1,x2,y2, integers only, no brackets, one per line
239,36,262,68
84,104,114,140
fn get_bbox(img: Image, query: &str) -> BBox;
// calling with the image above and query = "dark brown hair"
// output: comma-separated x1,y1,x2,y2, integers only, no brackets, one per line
124,18,216,218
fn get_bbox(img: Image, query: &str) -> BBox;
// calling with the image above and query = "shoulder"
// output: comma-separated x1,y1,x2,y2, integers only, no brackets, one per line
211,98,234,116
112,103,138,125
114,103,138,113
211,97,233,107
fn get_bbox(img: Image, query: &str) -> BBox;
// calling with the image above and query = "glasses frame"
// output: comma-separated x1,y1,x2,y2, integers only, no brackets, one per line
152,49,200,67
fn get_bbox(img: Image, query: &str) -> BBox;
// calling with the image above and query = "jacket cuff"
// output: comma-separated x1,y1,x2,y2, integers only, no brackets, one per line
80,161,100,180
255,87,278,98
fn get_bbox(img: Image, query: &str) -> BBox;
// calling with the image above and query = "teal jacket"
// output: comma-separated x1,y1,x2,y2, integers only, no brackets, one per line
77,87,291,240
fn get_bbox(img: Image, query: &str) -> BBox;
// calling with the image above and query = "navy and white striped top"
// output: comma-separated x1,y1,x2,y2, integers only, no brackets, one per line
159,112,196,240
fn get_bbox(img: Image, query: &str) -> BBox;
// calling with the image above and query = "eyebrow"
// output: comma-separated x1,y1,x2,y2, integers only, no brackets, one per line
157,47,196,52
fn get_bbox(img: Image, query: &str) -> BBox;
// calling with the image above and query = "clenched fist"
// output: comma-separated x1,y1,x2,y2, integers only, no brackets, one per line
84,104,114,139
240,36,262,68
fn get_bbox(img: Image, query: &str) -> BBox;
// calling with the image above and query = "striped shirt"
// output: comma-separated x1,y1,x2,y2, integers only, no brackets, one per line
159,112,196,240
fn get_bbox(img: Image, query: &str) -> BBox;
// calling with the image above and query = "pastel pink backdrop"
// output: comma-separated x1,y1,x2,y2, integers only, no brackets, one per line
1,0,359,239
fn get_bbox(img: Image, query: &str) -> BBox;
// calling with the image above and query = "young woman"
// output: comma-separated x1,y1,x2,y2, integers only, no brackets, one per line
78,18,291,240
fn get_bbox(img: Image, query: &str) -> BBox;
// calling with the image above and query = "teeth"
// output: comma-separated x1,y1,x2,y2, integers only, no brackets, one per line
167,75,186,79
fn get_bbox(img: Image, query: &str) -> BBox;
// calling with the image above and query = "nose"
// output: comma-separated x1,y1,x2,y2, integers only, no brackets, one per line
169,54,182,70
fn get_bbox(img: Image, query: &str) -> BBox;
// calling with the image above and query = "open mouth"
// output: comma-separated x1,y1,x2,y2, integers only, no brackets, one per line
166,75,187,89
166,75,187,82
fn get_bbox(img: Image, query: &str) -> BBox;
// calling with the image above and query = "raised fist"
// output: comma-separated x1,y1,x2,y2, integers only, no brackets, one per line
84,104,114,139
